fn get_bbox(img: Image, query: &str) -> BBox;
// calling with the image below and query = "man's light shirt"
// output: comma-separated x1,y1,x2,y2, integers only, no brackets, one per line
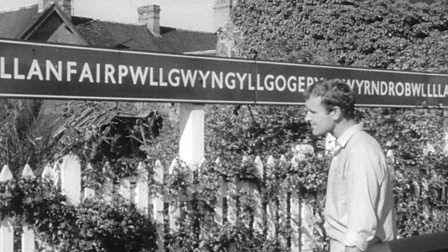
324,124,397,251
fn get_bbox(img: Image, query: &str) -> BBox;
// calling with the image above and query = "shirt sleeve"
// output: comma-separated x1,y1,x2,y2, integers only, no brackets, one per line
343,149,384,251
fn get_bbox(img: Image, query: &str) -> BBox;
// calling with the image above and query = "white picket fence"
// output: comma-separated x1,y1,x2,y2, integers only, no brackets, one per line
0,154,316,252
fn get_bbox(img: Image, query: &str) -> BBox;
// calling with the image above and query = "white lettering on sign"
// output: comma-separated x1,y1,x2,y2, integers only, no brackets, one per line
168,68,180,87
341,78,448,99
1,56,448,101
287,76,296,92
118,65,128,84
27,59,43,80
181,69,197,88
46,60,62,81
79,63,93,83
130,66,148,85
15,58,25,80
237,72,247,90
104,64,115,84
212,71,223,89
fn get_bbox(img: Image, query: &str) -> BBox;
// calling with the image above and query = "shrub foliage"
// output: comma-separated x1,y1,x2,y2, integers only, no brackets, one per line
0,177,157,252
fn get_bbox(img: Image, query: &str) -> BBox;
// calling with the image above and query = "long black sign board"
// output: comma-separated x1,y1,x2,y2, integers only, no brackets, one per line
1,38,448,107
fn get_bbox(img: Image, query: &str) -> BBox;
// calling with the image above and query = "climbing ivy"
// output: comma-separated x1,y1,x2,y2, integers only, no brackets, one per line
225,0,448,241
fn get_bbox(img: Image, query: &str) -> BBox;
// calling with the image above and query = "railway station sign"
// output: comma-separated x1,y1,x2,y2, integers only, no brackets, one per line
1,38,448,107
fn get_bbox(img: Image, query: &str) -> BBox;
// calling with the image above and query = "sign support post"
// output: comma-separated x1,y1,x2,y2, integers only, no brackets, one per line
179,103,204,249
179,103,204,169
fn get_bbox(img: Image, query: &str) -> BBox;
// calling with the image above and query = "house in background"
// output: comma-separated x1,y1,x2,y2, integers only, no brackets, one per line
0,0,218,54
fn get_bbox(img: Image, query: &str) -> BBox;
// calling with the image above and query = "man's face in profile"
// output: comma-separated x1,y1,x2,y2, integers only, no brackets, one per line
305,95,335,136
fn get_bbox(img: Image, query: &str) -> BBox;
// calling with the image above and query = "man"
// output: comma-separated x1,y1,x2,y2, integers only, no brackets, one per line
304,79,396,252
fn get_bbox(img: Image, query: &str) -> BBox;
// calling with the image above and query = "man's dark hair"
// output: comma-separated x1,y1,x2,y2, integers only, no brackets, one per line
305,79,355,119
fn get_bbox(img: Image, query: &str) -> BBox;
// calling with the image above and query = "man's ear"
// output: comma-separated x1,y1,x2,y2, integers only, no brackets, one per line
330,106,342,120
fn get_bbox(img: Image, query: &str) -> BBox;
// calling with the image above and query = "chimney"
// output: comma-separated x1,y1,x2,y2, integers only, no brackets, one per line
38,0,73,18
213,0,232,32
138,5,161,37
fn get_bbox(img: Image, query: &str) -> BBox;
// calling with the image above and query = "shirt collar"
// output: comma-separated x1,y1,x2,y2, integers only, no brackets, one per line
336,123,364,148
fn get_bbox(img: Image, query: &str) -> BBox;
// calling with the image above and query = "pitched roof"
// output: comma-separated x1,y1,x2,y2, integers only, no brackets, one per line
76,20,217,53
0,5,40,39
19,4,88,44
0,4,217,54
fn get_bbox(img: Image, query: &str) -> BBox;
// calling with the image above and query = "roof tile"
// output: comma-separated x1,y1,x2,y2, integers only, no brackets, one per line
0,5,40,39
76,20,216,53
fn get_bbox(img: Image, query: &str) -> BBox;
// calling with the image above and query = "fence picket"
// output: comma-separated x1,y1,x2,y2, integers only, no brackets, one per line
291,146,315,252
240,181,254,228
21,164,36,252
443,185,447,203
119,176,132,200
168,159,180,234
301,203,314,252
83,187,95,200
278,190,288,248
61,154,81,206
21,226,35,252
266,155,277,240
53,162,61,188
102,162,113,202
152,160,165,252
254,156,264,233
291,191,301,252
214,158,224,225
42,163,58,186
227,180,237,226
21,164,35,179
278,155,289,248
41,163,52,180
82,163,95,200
266,200,277,241
252,184,262,232
136,162,149,215
0,165,14,252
